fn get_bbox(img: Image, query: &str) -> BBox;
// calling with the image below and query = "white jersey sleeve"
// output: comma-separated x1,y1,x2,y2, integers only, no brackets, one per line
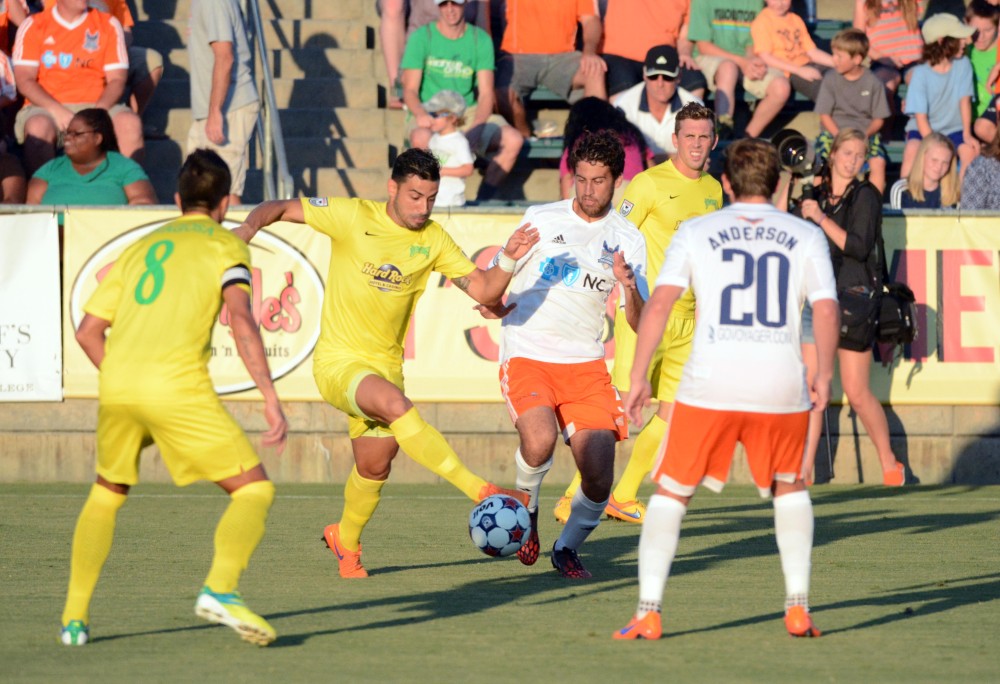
664,203,837,413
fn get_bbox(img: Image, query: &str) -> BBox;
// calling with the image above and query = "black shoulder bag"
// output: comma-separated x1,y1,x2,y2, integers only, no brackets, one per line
875,225,918,348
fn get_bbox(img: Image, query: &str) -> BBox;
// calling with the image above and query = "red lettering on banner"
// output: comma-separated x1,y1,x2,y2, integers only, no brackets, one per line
940,250,994,363
219,269,303,333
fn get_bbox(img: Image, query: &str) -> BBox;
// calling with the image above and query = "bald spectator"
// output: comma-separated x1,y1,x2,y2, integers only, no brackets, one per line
12,0,144,176
401,0,521,201
495,0,607,139
602,0,707,99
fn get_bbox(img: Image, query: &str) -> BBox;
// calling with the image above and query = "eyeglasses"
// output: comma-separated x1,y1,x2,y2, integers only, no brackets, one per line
64,129,95,139
645,73,677,82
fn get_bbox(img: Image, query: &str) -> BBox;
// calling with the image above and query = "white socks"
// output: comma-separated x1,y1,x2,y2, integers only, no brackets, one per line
637,494,686,614
555,487,607,551
514,449,552,513
773,489,813,607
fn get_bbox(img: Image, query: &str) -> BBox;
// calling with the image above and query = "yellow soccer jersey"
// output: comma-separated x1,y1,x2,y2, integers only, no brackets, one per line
302,197,476,367
618,159,723,317
84,215,252,404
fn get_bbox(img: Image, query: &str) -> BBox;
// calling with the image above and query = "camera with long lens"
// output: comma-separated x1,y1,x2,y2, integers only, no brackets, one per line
771,128,811,175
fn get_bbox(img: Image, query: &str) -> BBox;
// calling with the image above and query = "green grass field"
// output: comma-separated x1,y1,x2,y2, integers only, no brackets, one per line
2,483,997,683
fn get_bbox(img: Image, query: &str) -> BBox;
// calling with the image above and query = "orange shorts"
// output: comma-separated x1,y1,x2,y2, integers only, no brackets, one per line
652,403,808,498
500,357,628,443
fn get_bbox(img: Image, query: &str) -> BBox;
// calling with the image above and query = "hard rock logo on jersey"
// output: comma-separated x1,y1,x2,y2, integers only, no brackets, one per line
362,262,411,292
83,30,100,53
598,241,619,269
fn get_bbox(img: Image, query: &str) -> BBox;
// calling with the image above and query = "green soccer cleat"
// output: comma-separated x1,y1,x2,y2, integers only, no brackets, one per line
60,620,89,646
195,586,276,646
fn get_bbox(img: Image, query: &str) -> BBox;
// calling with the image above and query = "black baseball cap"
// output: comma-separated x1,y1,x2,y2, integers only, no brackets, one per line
643,45,680,79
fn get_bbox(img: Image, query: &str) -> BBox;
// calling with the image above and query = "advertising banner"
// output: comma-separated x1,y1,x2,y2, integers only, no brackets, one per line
59,207,1000,404
0,212,62,401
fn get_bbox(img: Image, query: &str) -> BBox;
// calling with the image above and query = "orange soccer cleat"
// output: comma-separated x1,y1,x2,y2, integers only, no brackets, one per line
784,605,822,638
323,524,368,579
612,612,662,640
477,483,530,507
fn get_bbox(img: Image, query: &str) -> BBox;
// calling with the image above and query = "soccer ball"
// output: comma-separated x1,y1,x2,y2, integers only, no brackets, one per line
468,494,531,557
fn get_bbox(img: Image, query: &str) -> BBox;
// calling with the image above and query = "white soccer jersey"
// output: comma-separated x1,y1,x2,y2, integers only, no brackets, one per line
657,202,837,412
500,199,649,364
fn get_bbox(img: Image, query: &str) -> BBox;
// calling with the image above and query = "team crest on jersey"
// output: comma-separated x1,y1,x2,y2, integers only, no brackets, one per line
705,198,720,210
307,197,328,207
83,30,100,53
58,52,73,69
598,241,618,269
619,200,634,217
409,245,430,258
561,263,580,285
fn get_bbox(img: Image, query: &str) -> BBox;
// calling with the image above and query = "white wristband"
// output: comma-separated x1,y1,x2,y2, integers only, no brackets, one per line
496,252,517,273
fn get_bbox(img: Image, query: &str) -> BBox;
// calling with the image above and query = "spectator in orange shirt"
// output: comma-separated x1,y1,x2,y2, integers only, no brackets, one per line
43,0,164,123
751,0,835,101
495,0,607,138
12,0,143,175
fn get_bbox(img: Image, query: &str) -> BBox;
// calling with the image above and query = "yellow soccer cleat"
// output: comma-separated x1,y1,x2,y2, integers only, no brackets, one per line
605,495,646,523
195,587,276,646
553,496,571,524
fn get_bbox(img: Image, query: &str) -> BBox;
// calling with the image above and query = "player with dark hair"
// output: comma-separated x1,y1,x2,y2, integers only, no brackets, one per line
554,101,723,526
61,148,288,647
234,148,538,579
613,138,839,640
479,130,648,578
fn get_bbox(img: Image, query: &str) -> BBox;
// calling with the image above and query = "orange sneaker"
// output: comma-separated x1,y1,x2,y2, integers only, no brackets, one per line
612,612,662,640
322,524,368,579
516,509,540,566
477,483,529,507
784,605,821,637
883,462,905,486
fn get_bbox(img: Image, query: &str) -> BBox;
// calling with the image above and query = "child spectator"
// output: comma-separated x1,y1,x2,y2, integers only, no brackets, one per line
750,0,835,102
558,96,652,201
889,131,960,208
900,14,979,180
854,0,925,96
422,90,474,207
967,0,1000,143
813,28,892,192
961,123,1000,208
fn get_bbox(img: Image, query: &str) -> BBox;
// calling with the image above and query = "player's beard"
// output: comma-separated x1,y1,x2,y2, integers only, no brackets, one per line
576,194,612,219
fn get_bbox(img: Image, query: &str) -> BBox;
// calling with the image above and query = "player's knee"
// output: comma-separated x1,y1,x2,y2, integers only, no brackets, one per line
519,433,558,465
232,479,275,507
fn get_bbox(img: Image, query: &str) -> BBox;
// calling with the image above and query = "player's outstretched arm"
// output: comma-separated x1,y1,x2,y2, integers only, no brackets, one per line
452,223,538,305
624,284,683,425
75,314,111,369
809,297,840,413
613,251,644,331
224,284,288,455
233,199,305,244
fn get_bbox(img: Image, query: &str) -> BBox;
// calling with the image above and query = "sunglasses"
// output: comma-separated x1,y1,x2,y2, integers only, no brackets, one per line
429,111,454,118
646,73,677,82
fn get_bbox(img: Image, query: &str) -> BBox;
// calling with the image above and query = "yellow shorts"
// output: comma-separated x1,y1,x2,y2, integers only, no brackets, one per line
96,399,259,487
313,356,403,439
611,308,695,402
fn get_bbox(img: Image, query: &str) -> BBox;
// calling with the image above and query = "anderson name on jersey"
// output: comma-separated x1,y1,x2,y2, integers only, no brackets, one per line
657,203,836,413
498,199,649,364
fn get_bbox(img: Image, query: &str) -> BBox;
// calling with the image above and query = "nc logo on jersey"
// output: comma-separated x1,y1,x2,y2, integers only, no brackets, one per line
83,30,100,53
561,263,580,285
59,52,73,69
42,50,57,68
362,262,412,292
598,241,619,269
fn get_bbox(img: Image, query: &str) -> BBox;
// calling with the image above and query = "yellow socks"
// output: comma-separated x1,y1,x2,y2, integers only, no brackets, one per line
562,470,583,499
62,483,128,625
204,480,275,594
338,466,385,550
390,407,483,500
613,414,668,503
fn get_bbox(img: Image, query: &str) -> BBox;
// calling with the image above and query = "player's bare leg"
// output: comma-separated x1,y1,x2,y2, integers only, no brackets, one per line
513,406,560,565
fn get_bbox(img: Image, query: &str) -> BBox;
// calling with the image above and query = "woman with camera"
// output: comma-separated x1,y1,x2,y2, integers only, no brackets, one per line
797,128,906,486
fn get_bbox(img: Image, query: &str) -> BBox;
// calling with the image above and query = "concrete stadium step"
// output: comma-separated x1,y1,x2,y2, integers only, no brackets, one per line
162,46,378,81
143,136,390,172
148,77,379,110
144,107,404,142
132,19,375,52
133,0,371,22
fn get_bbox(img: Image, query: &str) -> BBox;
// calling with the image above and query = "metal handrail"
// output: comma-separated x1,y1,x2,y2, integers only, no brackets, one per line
244,0,294,200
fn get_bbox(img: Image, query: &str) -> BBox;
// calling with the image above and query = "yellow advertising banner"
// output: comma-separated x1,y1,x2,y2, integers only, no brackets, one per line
61,208,1000,404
